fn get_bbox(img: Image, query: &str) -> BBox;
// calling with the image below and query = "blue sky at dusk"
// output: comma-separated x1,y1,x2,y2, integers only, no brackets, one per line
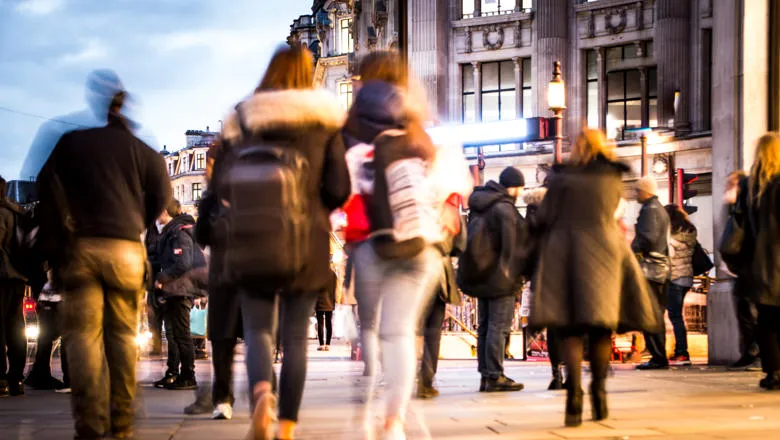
0,0,311,180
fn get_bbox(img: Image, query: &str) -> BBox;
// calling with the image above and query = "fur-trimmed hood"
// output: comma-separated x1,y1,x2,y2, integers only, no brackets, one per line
222,89,346,143
523,187,547,206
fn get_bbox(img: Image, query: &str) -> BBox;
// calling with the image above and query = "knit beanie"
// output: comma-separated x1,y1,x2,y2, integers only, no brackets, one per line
499,167,525,189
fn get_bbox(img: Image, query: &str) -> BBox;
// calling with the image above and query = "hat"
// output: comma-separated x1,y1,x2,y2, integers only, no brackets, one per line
636,175,658,196
499,167,525,189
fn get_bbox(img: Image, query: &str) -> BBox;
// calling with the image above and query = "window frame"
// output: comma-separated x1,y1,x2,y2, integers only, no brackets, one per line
339,81,353,109
339,18,353,55
195,153,205,170
192,182,202,201
480,60,517,122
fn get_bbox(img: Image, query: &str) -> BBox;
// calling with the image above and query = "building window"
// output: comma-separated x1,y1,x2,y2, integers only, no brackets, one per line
648,67,658,128
174,185,180,200
606,70,641,140
195,153,205,170
586,50,599,128
520,58,532,118
339,18,353,54
339,82,353,109
167,161,175,176
702,29,712,131
192,183,202,201
462,59,531,123
462,65,476,123
180,154,189,173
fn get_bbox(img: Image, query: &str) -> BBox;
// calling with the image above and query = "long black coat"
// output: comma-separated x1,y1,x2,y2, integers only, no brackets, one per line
213,89,351,295
744,176,780,307
529,158,663,334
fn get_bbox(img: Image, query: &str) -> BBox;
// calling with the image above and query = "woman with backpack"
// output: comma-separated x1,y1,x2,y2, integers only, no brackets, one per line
529,129,662,427
664,204,698,367
209,46,350,440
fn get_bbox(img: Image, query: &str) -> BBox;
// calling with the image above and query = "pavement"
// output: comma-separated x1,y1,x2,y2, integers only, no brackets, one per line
1,341,779,440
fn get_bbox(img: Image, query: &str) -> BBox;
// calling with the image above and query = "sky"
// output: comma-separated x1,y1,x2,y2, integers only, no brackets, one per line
0,0,313,180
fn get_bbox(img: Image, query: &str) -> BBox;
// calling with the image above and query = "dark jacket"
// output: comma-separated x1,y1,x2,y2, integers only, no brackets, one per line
316,271,338,312
0,200,26,281
211,89,351,294
529,157,663,334
156,214,206,298
748,176,780,306
631,196,670,257
436,217,467,306
343,81,437,260
458,181,525,299
37,120,171,243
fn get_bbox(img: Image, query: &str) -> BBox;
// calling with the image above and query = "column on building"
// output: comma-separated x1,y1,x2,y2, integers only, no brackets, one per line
533,0,569,137
513,57,523,117
407,0,449,117
597,47,607,132
473,61,482,121
655,0,692,131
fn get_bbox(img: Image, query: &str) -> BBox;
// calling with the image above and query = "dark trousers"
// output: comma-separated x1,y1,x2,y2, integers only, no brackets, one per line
643,281,669,366
666,283,690,357
733,279,760,359
211,337,237,406
0,279,26,383
316,311,333,346
561,327,612,393
420,296,446,388
757,305,780,374
240,289,318,422
147,290,164,354
163,297,195,379
59,238,146,439
477,296,515,379
547,328,564,369
29,300,70,386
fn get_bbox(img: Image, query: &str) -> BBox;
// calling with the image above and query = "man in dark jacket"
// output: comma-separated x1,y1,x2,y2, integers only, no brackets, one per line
459,167,526,392
0,176,28,398
37,90,171,439
153,199,203,391
631,176,671,370
145,222,164,355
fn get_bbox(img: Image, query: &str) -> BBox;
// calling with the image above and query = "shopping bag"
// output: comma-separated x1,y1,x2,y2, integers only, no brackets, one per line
190,305,208,337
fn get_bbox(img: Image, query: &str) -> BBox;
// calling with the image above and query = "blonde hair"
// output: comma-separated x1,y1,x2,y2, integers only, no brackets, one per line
570,129,616,165
357,51,407,87
750,132,780,200
256,46,314,92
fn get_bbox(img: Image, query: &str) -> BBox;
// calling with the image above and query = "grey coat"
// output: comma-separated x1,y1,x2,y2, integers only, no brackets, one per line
529,158,664,334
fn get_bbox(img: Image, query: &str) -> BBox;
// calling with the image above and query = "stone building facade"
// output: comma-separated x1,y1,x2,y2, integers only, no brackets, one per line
161,129,217,217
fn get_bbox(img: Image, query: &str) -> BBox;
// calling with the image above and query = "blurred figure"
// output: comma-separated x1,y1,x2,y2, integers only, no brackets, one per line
0,175,28,398
37,88,171,439
153,198,206,391
208,46,350,440
20,69,151,181
316,271,337,351
458,167,527,393
145,220,165,356
723,170,761,370
529,129,662,427
25,270,70,392
632,175,671,371
741,133,780,390
665,205,697,366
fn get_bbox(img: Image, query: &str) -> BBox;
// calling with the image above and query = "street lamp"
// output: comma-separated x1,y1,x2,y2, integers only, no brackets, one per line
548,61,566,164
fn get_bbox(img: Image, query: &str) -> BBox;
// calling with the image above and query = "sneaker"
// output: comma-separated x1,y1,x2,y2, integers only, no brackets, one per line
0,380,9,398
669,355,692,366
484,375,524,392
729,355,759,371
416,384,439,399
154,372,178,389
636,361,670,371
317,346,324,351
324,345,330,351
166,377,198,391
212,402,233,420
8,381,24,396
26,375,66,390
55,387,72,394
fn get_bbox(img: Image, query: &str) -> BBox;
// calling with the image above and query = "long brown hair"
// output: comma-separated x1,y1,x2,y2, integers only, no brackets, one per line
256,46,314,92
750,132,780,201
357,51,407,87
570,129,616,166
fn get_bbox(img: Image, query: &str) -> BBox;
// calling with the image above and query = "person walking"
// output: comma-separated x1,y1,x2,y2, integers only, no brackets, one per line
665,204,698,366
457,167,527,393
145,220,164,356
632,175,672,370
529,129,662,427
208,46,350,440
36,88,171,440
0,176,28,398
153,199,206,391
316,271,337,351
739,133,780,390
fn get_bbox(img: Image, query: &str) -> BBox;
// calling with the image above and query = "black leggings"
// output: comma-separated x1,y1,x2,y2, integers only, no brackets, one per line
316,311,333,346
560,327,612,394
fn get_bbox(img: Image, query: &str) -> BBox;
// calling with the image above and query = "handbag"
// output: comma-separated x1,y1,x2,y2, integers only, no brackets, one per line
638,252,671,284
692,242,714,276
190,303,208,337
719,213,748,275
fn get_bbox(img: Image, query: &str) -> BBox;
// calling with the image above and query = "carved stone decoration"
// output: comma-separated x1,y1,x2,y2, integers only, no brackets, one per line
605,8,628,35
634,40,644,58
514,21,522,48
482,25,504,51
465,27,473,53
588,11,596,38
636,1,644,30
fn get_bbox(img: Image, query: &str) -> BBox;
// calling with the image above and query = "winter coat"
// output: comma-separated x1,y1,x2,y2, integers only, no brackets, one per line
631,196,670,257
316,271,338,312
746,176,780,307
342,80,410,150
156,214,207,298
0,200,26,281
213,89,351,295
434,216,467,306
457,181,526,299
669,230,697,282
529,157,663,334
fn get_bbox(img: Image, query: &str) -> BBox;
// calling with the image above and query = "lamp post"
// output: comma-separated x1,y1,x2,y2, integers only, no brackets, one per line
640,132,648,176
547,61,566,164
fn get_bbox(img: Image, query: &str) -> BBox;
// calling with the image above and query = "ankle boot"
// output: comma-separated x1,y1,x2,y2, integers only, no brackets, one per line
590,383,608,421
564,387,583,427
548,367,564,390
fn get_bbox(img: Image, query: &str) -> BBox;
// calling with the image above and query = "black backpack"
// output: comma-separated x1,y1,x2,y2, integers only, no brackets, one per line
456,210,499,290
9,206,45,281
215,107,311,285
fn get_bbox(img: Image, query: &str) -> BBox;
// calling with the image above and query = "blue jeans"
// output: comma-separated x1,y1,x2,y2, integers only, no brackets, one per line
667,283,690,357
477,296,516,379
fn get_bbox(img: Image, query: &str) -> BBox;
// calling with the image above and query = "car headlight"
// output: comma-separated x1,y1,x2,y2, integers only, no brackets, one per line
26,325,39,340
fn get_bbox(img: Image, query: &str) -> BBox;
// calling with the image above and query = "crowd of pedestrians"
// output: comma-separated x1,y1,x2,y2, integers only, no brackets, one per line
0,47,777,440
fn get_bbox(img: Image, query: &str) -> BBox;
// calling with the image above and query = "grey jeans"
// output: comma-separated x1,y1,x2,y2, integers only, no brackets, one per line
59,238,146,439
353,241,441,421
